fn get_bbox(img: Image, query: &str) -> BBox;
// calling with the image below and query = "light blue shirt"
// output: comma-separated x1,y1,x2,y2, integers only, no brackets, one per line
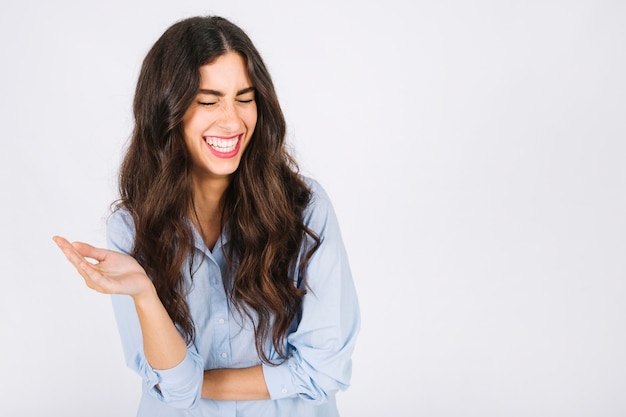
107,178,360,417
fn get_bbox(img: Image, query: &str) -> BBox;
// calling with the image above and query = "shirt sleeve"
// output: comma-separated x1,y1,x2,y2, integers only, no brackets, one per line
262,179,361,403
106,210,204,409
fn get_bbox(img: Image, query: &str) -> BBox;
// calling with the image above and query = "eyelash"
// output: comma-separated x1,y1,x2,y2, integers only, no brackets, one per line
198,99,255,106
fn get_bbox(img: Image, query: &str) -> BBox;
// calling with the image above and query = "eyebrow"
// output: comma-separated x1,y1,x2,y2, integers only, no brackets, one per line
198,86,255,97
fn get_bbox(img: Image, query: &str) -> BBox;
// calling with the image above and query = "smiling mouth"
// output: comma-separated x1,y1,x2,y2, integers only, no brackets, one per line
204,135,240,153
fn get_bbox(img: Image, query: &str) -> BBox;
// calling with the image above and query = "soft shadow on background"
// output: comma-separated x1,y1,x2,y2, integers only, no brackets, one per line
1,1,625,416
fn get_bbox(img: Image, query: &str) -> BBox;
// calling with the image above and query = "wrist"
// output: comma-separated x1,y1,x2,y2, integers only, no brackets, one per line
131,279,158,306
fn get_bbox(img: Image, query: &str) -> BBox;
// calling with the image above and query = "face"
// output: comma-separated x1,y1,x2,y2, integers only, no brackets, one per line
182,52,257,184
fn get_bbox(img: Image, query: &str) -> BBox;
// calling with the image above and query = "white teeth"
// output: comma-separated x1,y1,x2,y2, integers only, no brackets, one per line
205,136,238,153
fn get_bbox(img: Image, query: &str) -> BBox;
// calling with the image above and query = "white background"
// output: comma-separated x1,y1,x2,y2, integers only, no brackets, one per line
1,1,625,416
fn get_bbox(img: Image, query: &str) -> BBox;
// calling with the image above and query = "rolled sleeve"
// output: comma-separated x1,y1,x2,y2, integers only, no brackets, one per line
262,179,360,403
107,210,204,409
262,361,298,399
147,350,204,408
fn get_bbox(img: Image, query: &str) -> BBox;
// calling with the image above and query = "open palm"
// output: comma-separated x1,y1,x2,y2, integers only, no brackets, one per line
53,236,153,297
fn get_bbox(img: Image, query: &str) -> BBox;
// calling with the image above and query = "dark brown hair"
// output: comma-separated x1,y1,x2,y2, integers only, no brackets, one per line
117,16,319,363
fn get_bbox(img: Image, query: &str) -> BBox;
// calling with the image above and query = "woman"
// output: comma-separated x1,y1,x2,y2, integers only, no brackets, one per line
53,15,359,417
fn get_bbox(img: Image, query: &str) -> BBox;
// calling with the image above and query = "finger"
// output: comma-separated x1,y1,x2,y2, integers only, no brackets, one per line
53,236,88,266
52,235,71,249
72,241,110,263
75,261,111,293
53,237,104,281
53,237,110,291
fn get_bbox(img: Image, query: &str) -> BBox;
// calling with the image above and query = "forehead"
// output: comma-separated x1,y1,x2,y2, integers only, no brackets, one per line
198,52,252,88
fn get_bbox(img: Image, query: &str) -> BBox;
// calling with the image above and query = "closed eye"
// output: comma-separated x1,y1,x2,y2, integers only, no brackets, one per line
199,101,217,106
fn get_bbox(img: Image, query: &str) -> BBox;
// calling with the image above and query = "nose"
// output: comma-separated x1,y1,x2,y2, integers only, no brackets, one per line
217,103,242,132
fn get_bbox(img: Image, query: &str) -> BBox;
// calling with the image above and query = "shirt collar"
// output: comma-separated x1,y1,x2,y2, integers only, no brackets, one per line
189,218,230,255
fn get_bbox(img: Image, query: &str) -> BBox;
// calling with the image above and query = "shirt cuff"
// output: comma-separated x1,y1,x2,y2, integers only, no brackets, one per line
148,351,203,407
262,362,297,399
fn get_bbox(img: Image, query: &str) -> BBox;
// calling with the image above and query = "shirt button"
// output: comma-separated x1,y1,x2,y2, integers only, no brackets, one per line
281,388,288,394
220,352,227,359
218,318,225,324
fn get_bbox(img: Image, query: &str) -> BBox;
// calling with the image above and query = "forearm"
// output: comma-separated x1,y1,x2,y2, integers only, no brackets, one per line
202,365,270,401
133,287,188,370
54,235,189,372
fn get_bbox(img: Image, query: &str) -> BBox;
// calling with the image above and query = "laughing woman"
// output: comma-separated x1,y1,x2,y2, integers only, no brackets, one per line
53,16,359,417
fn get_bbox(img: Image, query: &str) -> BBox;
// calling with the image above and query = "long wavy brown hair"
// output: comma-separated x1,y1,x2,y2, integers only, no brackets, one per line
117,16,319,363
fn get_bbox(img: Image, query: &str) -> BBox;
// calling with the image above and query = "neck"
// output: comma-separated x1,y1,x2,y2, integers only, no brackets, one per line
190,175,231,250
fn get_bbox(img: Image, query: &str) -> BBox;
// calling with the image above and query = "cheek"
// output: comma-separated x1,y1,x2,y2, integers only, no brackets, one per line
246,107,258,131
181,114,196,140
182,134,196,158
182,106,213,132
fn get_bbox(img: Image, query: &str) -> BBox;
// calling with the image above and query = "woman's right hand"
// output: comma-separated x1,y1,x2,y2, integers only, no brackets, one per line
53,235,154,298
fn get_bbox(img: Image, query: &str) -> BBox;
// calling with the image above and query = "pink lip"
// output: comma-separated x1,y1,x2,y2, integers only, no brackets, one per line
205,134,242,159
